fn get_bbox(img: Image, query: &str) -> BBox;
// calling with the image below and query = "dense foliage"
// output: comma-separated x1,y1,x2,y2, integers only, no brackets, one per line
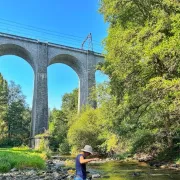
0,74,8,140
48,89,78,153
0,74,31,147
50,0,180,160
98,0,180,156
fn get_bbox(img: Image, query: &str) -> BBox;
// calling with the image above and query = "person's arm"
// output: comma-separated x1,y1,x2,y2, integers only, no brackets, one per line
79,156,99,164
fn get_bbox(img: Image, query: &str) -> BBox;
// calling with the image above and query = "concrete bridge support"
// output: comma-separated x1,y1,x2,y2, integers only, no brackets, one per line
31,43,49,138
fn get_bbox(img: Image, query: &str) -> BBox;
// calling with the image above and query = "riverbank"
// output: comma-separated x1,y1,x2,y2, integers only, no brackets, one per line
0,157,99,180
132,152,180,171
0,147,179,179
1,156,180,180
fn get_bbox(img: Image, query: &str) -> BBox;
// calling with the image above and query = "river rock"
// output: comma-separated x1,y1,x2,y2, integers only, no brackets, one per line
10,168,18,172
0,158,75,180
92,173,101,178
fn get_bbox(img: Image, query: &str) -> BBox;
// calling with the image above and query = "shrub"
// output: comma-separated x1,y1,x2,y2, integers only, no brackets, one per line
0,138,22,147
68,107,103,152
59,140,70,155
131,130,156,154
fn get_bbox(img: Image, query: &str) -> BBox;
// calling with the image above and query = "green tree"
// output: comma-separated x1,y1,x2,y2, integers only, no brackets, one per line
67,106,105,153
99,0,180,153
0,73,8,139
49,89,79,153
49,109,69,152
4,81,31,146
61,88,78,115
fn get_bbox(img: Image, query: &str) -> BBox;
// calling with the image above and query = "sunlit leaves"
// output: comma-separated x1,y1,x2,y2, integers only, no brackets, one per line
99,0,180,152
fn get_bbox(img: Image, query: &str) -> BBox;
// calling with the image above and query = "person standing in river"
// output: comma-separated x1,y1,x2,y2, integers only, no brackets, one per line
74,145,99,180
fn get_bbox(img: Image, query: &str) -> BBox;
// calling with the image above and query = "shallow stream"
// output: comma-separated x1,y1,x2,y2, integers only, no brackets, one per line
88,161,180,180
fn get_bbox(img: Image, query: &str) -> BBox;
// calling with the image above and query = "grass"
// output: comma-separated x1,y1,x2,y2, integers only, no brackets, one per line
0,146,46,173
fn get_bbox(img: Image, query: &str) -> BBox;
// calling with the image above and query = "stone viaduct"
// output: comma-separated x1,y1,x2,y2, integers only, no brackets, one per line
0,32,104,143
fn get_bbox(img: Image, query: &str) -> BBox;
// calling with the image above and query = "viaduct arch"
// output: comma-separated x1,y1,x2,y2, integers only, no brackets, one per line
0,32,104,145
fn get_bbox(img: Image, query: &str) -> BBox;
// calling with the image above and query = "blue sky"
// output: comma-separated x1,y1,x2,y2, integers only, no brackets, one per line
0,0,108,109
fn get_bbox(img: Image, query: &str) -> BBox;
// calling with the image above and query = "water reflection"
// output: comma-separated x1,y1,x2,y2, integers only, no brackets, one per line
89,161,180,180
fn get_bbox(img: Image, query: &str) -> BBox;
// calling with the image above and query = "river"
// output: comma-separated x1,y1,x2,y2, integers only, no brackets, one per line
88,161,180,180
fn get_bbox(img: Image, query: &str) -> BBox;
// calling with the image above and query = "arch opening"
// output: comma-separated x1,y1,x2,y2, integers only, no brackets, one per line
49,54,84,78
0,44,35,70
48,63,79,110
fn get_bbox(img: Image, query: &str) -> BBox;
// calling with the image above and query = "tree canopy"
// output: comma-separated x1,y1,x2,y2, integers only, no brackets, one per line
98,0,180,153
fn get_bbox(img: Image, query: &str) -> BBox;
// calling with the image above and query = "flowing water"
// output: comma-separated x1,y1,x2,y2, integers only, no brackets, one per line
88,161,180,180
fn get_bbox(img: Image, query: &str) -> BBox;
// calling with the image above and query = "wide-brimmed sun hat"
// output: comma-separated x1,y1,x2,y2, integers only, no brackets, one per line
81,145,93,154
